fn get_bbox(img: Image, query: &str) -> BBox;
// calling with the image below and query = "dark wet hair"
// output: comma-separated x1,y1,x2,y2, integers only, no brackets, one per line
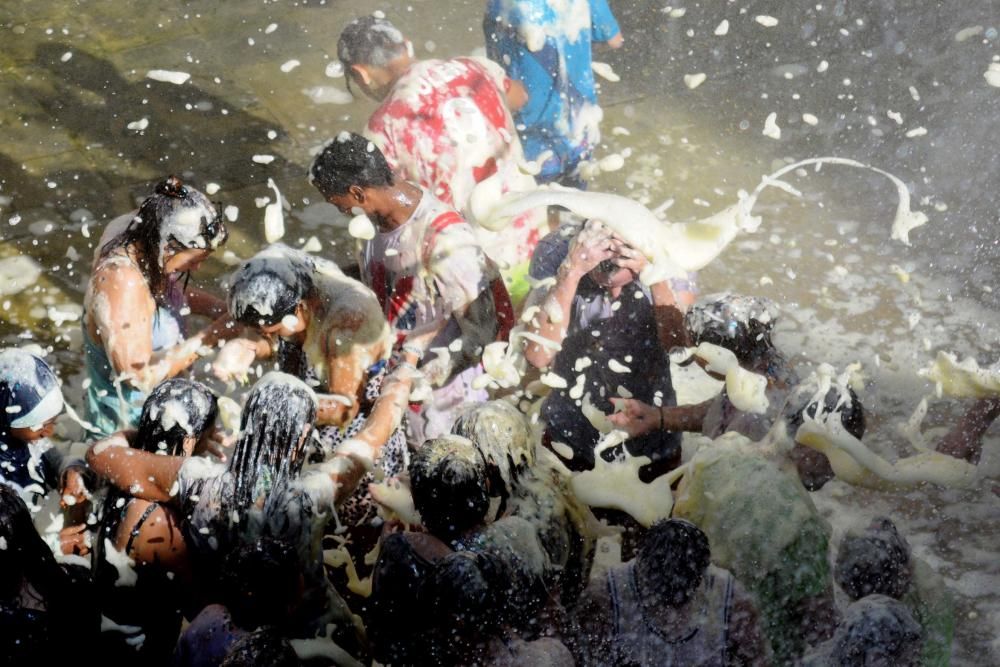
409,436,490,540
228,244,316,328
685,294,779,366
226,374,317,510
785,384,867,441
100,176,226,296
136,378,219,456
451,401,532,501
836,517,912,601
423,552,499,662
337,15,408,91
635,519,711,607
818,595,922,667
220,626,300,667
222,538,301,631
309,132,394,199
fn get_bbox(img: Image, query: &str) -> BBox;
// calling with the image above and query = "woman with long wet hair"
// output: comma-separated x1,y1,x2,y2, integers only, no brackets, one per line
0,485,99,664
87,369,417,651
83,175,235,436
92,378,220,666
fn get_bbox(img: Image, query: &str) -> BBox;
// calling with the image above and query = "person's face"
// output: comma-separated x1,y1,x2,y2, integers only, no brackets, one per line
164,247,213,274
327,187,392,232
10,416,58,442
258,303,308,339
349,61,402,101
589,263,635,289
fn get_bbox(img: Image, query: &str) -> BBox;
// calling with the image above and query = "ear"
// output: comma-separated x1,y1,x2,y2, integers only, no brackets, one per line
350,64,372,86
348,184,367,204
182,435,197,456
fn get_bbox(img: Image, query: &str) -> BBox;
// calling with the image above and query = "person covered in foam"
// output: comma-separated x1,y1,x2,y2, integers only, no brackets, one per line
573,518,769,666
83,176,236,436
835,517,954,666
87,373,369,653
309,132,515,445
92,378,221,666
0,348,90,518
801,594,922,667
483,0,624,188
338,14,545,304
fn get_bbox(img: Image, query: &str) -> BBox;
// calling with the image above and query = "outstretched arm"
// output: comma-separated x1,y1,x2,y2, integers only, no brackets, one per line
86,431,185,502
608,398,712,437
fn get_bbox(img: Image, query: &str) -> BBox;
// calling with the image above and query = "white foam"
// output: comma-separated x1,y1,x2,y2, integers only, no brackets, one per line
146,70,190,85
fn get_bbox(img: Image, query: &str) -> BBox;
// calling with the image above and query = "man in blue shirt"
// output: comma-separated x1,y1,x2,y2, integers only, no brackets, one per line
484,0,624,188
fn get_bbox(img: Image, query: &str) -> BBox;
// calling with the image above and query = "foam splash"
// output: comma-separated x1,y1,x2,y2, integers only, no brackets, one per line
263,179,285,243
919,351,1000,398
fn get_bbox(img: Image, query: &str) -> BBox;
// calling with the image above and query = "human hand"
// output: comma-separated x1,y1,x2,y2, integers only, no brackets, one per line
563,220,616,277
212,338,258,383
609,236,649,275
608,398,661,437
59,523,91,557
195,426,235,461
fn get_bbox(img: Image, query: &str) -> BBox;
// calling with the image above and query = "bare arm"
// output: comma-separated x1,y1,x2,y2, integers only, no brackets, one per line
86,431,185,503
524,222,616,368
185,286,228,318
608,398,712,436
505,79,529,113
316,312,382,428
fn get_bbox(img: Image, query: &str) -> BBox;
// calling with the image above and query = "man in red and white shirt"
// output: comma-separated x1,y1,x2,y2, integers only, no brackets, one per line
337,14,546,305
310,132,514,444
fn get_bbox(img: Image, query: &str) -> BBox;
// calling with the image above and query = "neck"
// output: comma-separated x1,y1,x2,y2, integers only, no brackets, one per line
377,182,423,232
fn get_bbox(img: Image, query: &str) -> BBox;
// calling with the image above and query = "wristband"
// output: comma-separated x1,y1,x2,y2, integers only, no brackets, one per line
401,343,425,360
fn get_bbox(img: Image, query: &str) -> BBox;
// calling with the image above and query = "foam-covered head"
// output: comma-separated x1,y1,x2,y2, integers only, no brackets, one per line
409,435,490,539
451,400,532,494
784,381,867,441
228,243,315,328
836,517,912,601
807,595,922,666
0,348,64,435
686,293,779,365
227,372,318,508
309,131,394,200
635,519,711,607
136,378,218,456
338,15,407,71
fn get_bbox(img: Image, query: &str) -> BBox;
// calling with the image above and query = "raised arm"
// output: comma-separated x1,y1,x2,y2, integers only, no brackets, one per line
523,222,616,368
86,431,185,503
608,398,712,436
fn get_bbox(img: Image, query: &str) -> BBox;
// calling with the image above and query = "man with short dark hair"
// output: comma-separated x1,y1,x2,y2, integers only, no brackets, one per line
310,132,514,444
338,15,545,304
573,518,769,666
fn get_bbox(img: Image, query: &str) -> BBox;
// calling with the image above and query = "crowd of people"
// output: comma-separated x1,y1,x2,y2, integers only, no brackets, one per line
1,4,998,666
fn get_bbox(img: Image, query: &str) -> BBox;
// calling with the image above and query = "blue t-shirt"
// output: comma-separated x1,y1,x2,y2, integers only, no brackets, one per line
485,0,621,182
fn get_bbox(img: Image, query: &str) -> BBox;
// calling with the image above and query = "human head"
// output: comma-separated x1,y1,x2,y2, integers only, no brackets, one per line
309,131,396,230
136,378,218,458
0,485,62,603
451,400,532,496
228,244,315,336
686,293,779,367
101,176,227,290
835,517,912,601
338,15,411,100
803,595,921,667
0,348,64,443
222,538,302,631
220,626,300,667
635,519,711,607
784,381,867,442
423,551,499,661
227,373,317,508
588,234,640,291
409,435,490,540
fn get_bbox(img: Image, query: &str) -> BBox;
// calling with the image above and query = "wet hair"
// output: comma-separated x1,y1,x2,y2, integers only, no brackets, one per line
222,538,301,631
635,519,711,607
409,436,490,540
220,626,300,667
308,131,394,199
226,373,317,510
100,176,227,296
835,517,912,601
451,400,532,497
94,378,218,580
785,384,867,441
686,293,779,366
337,15,408,84
423,552,499,661
816,595,922,667
228,244,316,328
